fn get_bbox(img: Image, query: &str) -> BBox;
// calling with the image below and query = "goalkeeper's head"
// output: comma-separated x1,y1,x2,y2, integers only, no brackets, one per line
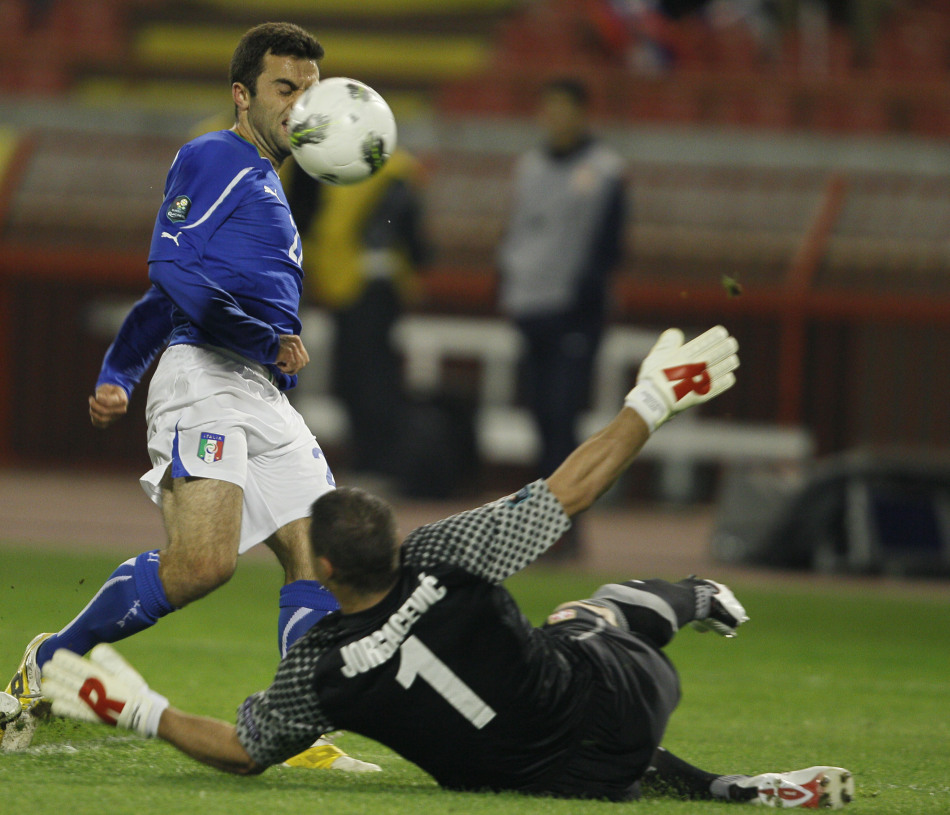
309,488,401,596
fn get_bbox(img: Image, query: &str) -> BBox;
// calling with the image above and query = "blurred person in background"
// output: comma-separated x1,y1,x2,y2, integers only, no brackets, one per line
1,21,375,771
497,77,627,560
282,147,428,485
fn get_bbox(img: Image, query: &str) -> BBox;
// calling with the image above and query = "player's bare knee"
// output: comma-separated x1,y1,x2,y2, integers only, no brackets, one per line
191,555,237,593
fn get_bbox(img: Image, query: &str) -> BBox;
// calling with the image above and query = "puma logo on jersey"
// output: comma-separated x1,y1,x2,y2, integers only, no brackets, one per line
663,363,711,401
264,185,279,198
160,231,182,246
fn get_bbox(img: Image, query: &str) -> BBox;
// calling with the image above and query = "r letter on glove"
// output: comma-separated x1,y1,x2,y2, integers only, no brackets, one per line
624,326,739,433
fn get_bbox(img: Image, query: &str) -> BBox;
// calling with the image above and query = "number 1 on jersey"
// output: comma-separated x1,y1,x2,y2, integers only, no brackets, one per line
395,635,496,729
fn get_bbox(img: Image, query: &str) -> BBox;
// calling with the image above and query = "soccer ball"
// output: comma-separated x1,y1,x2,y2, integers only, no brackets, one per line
289,77,397,185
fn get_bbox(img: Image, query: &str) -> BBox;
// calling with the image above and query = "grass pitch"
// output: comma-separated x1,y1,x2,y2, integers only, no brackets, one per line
1,544,948,814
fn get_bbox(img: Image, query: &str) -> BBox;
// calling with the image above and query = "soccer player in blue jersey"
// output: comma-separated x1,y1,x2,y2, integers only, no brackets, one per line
1,22,375,769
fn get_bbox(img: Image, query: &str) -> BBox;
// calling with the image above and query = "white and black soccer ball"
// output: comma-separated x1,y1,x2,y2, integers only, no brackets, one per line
289,77,397,185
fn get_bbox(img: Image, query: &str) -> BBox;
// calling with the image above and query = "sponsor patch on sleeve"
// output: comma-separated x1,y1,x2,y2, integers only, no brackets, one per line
166,195,192,222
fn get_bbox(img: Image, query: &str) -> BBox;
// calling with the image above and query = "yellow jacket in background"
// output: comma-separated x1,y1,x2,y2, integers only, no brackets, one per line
282,148,424,309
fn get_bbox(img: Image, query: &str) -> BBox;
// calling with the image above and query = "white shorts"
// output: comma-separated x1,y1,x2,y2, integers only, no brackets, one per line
140,344,336,553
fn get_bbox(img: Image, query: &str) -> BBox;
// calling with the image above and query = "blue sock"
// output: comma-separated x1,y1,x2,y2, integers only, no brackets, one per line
36,550,175,667
278,580,339,656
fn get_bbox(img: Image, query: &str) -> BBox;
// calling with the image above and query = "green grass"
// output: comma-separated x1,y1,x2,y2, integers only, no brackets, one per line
1,544,948,813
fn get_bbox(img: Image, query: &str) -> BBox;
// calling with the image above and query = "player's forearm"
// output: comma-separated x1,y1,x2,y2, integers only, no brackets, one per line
97,285,174,395
545,407,649,517
157,708,264,776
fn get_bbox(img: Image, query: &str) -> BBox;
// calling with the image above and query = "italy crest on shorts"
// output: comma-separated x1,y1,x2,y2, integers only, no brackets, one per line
198,432,225,464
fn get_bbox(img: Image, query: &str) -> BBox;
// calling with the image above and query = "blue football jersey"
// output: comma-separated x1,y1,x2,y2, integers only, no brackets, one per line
147,130,304,385
98,131,306,394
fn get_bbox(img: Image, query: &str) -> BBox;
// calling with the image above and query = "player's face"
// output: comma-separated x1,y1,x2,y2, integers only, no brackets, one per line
236,52,319,167
538,91,587,152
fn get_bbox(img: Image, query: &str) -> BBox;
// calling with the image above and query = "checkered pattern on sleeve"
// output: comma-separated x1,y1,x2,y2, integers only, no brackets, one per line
401,479,571,584
234,621,341,767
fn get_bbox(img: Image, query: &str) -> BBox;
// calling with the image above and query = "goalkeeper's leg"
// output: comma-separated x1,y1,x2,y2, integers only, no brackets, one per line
643,748,855,809
581,577,748,647
641,747,758,802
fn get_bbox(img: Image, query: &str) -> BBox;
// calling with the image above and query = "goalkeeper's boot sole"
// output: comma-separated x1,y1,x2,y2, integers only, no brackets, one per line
1,633,54,752
736,766,855,809
283,735,381,772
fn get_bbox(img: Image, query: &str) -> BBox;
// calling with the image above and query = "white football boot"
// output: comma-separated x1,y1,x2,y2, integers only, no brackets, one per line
736,766,855,809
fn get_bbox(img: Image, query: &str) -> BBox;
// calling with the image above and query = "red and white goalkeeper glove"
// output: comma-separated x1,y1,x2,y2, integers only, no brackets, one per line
41,644,168,738
624,325,739,433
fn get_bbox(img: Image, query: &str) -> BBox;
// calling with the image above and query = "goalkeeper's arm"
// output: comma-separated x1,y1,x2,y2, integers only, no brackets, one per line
158,709,264,776
546,325,739,517
42,644,263,776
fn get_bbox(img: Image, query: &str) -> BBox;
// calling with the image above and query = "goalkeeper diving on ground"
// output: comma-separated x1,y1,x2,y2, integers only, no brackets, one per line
33,325,853,807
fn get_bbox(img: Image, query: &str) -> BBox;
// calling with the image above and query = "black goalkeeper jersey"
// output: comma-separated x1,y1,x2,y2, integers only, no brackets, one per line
235,480,663,794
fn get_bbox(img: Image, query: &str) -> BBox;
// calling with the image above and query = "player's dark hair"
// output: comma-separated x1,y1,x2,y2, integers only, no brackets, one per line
542,77,590,109
229,22,324,96
310,488,399,594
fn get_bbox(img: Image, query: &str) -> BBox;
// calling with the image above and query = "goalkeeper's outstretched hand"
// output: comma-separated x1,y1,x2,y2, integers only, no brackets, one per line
41,644,168,738
624,325,739,432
